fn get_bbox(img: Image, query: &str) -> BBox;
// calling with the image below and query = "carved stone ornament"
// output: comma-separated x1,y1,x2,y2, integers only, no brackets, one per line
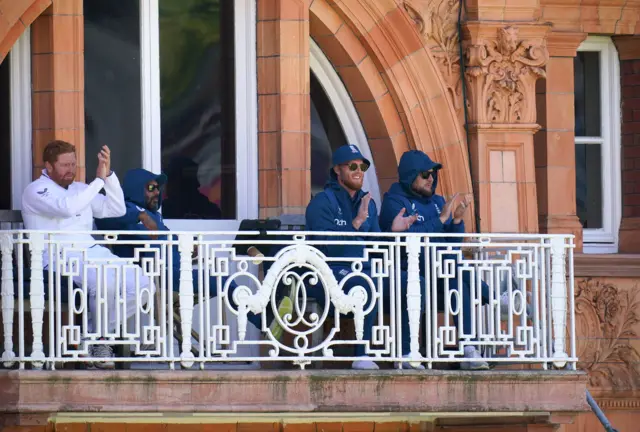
575,278,640,392
402,0,463,115
464,26,548,124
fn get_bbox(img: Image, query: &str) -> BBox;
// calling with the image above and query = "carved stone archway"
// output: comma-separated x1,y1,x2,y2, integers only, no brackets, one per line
0,0,51,64
310,0,475,226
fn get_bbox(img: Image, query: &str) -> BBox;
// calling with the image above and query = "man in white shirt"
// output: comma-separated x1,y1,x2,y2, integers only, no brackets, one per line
22,140,154,369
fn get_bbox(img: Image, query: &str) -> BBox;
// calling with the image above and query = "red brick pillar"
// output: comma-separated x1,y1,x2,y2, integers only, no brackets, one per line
257,0,311,218
535,32,586,252
30,0,84,180
614,36,640,253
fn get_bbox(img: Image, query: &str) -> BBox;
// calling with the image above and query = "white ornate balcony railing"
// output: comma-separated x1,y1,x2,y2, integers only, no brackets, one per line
0,230,576,370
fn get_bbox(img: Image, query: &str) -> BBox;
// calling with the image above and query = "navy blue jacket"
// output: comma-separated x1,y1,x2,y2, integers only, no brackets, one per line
95,169,179,267
305,178,379,268
379,151,464,270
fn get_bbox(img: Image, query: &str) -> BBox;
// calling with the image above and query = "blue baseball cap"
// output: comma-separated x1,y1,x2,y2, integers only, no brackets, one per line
332,144,371,168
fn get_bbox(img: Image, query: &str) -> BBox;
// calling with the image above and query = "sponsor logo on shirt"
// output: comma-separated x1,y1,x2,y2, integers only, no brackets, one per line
335,218,347,227
435,203,441,215
37,188,49,197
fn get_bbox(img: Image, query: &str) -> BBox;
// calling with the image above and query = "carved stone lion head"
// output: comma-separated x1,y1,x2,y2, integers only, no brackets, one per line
497,26,519,55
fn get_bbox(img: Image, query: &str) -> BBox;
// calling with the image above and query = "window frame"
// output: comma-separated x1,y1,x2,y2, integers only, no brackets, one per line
10,28,32,210
140,0,258,230
576,36,621,254
309,39,381,207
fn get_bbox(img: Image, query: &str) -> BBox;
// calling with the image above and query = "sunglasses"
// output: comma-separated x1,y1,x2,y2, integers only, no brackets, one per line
420,171,434,180
343,163,369,172
146,184,160,192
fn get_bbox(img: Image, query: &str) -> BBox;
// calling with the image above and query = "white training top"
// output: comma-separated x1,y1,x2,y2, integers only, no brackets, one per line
22,170,126,248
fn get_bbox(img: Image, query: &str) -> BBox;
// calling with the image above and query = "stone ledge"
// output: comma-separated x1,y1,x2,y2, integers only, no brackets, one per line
0,370,589,414
574,253,640,278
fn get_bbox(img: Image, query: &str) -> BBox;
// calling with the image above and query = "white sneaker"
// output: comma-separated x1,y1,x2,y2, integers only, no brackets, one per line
460,346,489,370
395,355,426,370
352,356,379,370
90,343,115,370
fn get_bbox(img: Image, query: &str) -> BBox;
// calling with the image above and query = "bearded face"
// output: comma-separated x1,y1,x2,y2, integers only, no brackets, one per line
411,170,435,198
334,159,367,192
45,152,77,188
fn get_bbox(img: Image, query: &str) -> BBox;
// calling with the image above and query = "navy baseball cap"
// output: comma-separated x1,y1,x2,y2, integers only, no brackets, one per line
332,144,371,167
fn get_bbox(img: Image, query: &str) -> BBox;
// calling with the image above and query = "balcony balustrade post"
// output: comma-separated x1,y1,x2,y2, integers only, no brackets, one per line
28,232,45,369
550,237,568,368
178,234,195,368
1,233,15,367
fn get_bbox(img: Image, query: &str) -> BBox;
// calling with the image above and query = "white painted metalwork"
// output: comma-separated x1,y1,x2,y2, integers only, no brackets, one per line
0,230,577,370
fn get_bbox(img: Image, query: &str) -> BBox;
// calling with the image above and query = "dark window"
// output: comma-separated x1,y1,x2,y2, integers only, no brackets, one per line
574,52,601,137
575,144,603,229
310,72,348,197
0,55,10,210
84,0,236,220
159,0,234,220
84,0,142,180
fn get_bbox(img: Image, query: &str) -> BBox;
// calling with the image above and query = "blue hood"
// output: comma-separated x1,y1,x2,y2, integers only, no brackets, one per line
398,150,442,195
122,168,167,211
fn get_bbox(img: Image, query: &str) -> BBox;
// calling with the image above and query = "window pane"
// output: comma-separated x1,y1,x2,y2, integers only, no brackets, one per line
0,55,10,209
574,51,601,137
311,72,348,197
575,143,603,229
84,1,142,179
159,0,234,220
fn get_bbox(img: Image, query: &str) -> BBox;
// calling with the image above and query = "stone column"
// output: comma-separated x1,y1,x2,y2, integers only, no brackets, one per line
613,36,640,253
463,23,549,233
30,0,84,180
257,0,311,218
535,32,586,251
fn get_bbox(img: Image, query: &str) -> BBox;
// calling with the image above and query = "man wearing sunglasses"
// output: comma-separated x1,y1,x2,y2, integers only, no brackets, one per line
379,150,492,370
96,168,293,341
305,144,425,370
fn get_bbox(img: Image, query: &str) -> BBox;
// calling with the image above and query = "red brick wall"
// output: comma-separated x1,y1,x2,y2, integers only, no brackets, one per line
621,59,640,220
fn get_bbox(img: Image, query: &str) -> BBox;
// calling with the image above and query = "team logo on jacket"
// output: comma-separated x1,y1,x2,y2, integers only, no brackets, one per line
410,203,424,222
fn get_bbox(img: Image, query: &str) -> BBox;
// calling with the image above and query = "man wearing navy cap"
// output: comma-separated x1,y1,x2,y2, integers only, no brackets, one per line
305,144,423,370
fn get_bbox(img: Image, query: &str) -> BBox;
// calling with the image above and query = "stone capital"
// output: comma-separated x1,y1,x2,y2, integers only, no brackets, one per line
613,35,640,61
463,22,550,125
546,31,587,57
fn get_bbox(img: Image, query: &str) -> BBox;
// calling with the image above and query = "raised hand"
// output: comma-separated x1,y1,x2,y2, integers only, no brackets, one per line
453,193,473,222
391,208,419,232
96,145,111,180
440,193,460,223
353,193,372,230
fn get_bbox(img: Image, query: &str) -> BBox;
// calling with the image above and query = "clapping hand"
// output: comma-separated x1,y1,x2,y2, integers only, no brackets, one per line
453,193,473,222
391,208,418,232
96,145,111,180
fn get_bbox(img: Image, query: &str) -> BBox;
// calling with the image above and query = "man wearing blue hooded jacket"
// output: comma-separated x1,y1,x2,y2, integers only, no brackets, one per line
95,168,293,340
379,150,494,370
306,144,425,370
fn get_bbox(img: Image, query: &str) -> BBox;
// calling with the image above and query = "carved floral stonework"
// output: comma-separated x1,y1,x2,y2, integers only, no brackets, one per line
575,278,640,392
464,26,548,124
402,0,463,114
